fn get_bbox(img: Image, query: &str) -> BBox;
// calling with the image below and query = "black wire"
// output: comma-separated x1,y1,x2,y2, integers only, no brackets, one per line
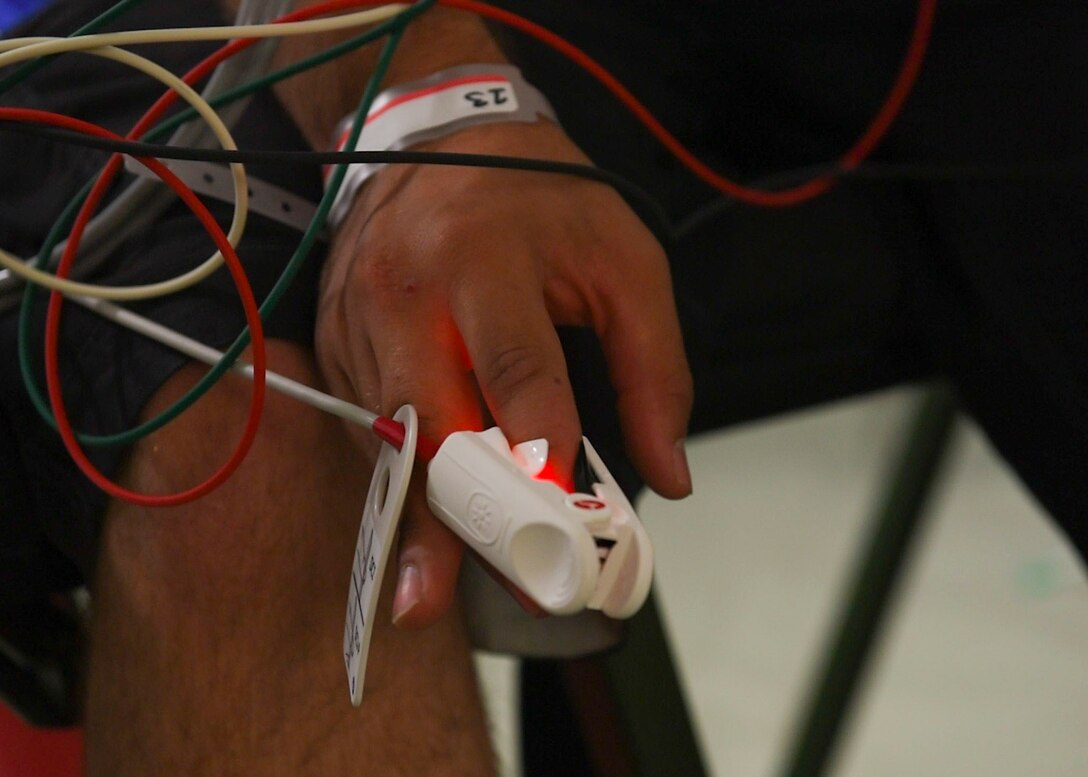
0,121,676,248
4,121,1085,248
853,157,1088,181
675,164,834,239
675,156,1088,239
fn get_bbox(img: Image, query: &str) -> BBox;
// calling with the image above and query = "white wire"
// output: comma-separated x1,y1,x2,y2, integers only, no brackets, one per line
0,5,408,59
0,0,295,303
71,294,381,432
0,3,408,300
0,42,248,300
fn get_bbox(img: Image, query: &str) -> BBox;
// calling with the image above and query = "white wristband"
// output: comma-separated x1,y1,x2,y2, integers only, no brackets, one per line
325,64,558,229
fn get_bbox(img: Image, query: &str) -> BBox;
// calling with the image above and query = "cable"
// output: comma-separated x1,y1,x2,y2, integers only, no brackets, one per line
2,0,936,216
70,294,381,432
0,124,675,246
14,124,1088,237
0,4,417,298
0,43,249,300
674,165,834,239
18,4,421,452
4,0,937,465
46,0,291,293
0,1,418,304
0,0,147,94
0,0,412,309
674,156,1088,239
0,5,408,58
1,0,939,296
430,0,938,206
297,0,935,207
19,121,1078,246
11,111,268,507
145,7,408,142
66,291,437,459
63,294,434,460
838,157,1088,182
0,0,291,302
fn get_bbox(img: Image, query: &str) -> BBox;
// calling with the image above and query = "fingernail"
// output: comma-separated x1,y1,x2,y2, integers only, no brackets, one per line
392,564,421,625
674,439,693,495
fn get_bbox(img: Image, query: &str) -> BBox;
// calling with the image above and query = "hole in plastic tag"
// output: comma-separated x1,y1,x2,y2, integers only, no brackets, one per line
343,405,417,706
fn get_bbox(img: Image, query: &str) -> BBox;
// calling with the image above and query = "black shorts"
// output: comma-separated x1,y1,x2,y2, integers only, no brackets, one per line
0,0,326,603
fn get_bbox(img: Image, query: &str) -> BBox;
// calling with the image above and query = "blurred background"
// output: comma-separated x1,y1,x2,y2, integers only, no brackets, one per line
3,383,1084,775
476,384,1088,777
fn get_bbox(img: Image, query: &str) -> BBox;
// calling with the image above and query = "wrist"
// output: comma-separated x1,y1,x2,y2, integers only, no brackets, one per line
325,63,560,229
275,5,508,147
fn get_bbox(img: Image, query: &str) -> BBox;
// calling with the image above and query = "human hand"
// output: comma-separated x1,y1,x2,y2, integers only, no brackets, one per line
315,119,692,628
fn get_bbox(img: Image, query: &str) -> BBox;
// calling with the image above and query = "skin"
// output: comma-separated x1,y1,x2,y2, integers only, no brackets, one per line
273,3,694,629
86,346,496,775
85,4,693,772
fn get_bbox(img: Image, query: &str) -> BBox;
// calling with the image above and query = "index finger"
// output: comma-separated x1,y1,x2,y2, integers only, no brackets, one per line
449,260,582,479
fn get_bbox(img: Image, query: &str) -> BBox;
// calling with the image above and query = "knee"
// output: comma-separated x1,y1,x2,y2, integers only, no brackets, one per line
96,340,369,622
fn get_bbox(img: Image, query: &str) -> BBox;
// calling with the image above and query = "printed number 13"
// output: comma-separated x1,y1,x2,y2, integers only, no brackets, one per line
464,86,509,108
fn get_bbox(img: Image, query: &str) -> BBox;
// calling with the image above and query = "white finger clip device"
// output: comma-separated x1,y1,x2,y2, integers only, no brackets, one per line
426,428,654,618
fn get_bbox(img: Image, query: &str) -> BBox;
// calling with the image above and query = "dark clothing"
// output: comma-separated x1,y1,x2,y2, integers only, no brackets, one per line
1,0,1086,610
497,0,1088,555
0,0,325,603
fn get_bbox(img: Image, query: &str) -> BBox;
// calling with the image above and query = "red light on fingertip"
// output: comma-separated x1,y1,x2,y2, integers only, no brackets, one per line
532,460,573,493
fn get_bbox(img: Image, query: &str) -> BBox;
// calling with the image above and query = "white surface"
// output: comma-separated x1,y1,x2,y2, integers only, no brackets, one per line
428,428,600,615
642,386,1088,777
475,653,522,777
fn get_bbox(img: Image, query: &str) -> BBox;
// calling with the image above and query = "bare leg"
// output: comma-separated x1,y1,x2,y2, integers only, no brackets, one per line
83,342,495,776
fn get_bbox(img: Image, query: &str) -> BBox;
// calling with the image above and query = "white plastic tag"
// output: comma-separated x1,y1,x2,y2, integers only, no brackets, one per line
343,405,418,705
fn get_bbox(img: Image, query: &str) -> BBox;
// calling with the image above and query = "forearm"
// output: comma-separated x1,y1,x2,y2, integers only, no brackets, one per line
234,2,510,149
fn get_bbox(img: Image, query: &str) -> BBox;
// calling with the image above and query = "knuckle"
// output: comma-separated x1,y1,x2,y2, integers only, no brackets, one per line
349,251,418,302
480,344,557,402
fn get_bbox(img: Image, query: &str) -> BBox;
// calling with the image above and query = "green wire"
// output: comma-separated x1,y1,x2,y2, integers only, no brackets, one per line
15,2,430,436
147,11,412,143
17,179,93,434
17,1,432,447
0,0,150,95
15,2,433,437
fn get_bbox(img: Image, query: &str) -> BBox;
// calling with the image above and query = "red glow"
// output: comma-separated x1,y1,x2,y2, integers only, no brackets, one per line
533,460,573,493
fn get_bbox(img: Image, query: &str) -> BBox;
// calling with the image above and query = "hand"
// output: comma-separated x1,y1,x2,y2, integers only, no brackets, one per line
315,120,692,628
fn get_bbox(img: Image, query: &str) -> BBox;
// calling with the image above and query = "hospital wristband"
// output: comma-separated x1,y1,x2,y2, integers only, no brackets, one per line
324,64,558,229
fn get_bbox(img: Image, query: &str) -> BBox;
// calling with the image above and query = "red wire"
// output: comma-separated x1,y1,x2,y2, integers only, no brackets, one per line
294,0,938,458
0,1,408,509
18,0,374,507
0,109,267,507
16,0,937,502
352,0,937,207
